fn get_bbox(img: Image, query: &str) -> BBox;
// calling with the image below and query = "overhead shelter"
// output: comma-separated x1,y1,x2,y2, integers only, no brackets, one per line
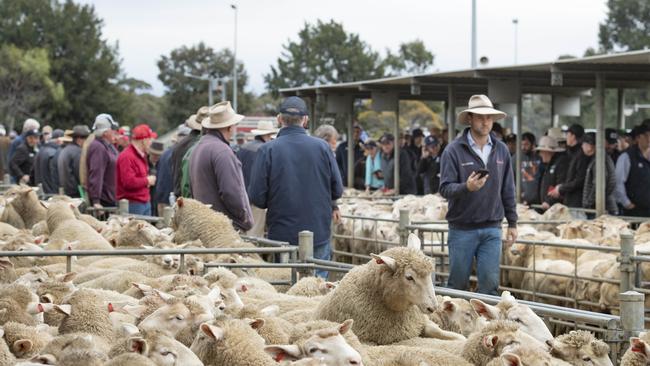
280,50,650,215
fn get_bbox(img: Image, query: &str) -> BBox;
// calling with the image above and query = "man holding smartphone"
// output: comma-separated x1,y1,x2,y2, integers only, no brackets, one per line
439,94,518,295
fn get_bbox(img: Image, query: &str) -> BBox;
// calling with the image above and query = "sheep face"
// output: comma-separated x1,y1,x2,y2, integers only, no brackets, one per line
628,337,650,363
128,333,203,366
138,302,193,338
441,298,486,337
265,320,363,366
547,331,613,366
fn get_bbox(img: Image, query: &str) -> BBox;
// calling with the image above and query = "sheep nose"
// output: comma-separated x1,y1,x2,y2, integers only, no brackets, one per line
163,257,172,264
348,357,362,365
219,304,226,311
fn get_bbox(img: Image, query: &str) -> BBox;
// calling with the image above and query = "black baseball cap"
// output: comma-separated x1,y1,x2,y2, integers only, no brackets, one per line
24,129,41,138
279,96,308,116
631,124,650,139
411,128,424,138
364,140,377,148
605,128,618,144
379,133,395,144
424,135,439,147
504,133,517,143
582,132,596,145
567,124,585,139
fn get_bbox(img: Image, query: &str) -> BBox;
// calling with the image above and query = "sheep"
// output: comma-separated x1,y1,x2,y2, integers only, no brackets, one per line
57,289,115,342
78,270,151,293
108,329,203,366
1,236,44,268
0,322,52,359
486,346,573,366
3,185,46,228
237,304,294,345
622,332,650,366
0,298,36,326
470,291,554,344
31,220,49,237
0,222,19,238
0,329,16,366
171,197,244,248
547,330,613,366
236,276,279,294
104,353,157,366
46,202,113,250
112,219,161,248
40,332,111,362
314,234,459,344
0,258,16,284
431,296,486,337
520,259,575,306
286,276,337,297
137,297,213,345
203,267,245,313
461,320,546,366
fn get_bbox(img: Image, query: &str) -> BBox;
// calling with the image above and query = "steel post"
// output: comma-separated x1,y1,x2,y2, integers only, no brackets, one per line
118,199,129,216
399,209,411,246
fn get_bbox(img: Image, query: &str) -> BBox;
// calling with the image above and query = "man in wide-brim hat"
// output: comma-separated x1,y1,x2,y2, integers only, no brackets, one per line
188,101,253,231
439,94,517,295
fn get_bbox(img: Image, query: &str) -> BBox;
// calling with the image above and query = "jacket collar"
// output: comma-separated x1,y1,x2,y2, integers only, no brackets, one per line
459,127,496,148
277,125,307,137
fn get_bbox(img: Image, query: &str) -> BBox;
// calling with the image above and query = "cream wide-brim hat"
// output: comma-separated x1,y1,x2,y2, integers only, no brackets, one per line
457,94,507,125
535,135,565,152
251,120,279,136
201,101,245,129
185,114,202,131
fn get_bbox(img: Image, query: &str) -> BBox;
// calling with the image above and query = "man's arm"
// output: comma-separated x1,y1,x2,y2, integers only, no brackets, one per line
438,149,468,199
248,147,269,209
215,152,254,231
86,145,106,204
615,152,632,207
328,148,343,200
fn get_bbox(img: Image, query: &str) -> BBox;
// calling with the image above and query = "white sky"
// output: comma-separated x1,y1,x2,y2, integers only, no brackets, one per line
79,0,608,95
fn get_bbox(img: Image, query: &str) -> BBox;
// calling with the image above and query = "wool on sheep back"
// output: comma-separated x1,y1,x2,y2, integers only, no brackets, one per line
46,202,113,250
171,198,242,248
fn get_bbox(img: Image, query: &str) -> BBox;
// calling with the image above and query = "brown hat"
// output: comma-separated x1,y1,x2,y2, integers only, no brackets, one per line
149,141,164,155
185,114,202,131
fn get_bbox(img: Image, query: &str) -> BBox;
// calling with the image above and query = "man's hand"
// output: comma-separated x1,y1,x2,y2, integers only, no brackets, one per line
505,228,518,246
332,209,341,223
466,171,488,192
625,202,636,210
147,176,156,187
548,185,561,199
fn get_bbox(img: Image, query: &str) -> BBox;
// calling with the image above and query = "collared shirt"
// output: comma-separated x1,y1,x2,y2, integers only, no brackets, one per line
467,131,493,166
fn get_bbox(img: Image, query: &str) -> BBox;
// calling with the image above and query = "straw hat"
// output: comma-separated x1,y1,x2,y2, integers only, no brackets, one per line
251,120,279,136
535,136,565,152
201,101,245,129
61,130,74,143
185,114,202,131
547,127,566,142
457,95,507,124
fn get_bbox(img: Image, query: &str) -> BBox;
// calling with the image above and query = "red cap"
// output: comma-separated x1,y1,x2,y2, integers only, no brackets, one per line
131,124,157,140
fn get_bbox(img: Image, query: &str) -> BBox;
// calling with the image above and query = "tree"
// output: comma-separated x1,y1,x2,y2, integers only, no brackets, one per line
599,0,650,52
384,39,435,76
157,43,251,126
0,0,128,128
0,45,65,130
356,100,442,139
265,20,385,94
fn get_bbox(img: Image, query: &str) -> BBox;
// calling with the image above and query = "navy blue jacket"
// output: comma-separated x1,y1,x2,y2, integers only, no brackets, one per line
154,147,174,207
439,128,517,229
248,125,343,246
236,137,265,190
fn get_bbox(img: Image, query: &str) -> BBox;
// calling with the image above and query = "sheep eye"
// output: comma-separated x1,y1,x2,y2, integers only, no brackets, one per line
36,278,43,283
174,315,184,320
405,275,414,282
308,347,319,354
507,340,518,346
513,318,523,324
583,357,591,362
220,294,226,300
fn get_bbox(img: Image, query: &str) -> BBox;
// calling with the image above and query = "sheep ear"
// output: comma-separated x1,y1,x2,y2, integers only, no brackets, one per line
137,223,144,230
207,287,222,302
54,304,71,316
0,257,13,269
56,272,76,283
176,197,184,207
121,324,140,337
200,323,224,341
70,199,83,208
154,290,174,302
407,233,421,250
131,283,155,296
123,304,147,318
500,353,521,366
470,299,500,320
370,254,397,271
483,335,499,349
128,337,149,355
13,339,33,353
249,318,265,330
264,345,302,361
338,319,353,335
260,305,280,318
442,300,456,313
40,200,50,209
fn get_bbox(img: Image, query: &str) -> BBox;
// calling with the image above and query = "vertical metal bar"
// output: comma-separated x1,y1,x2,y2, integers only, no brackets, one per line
299,231,314,276
573,245,578,308
119,199,129,215
66,255,72,273
515,93,523,203
394,101,400,194
619,291,645,338
595,73,606,216
162,206,173,228
178,253,185,274
471,0,477,68
3,174,9,185
399,209,410,246
447,85,456,142
619,230,635,293
618,89,625,130
532,242,537,302
347,98,355,188
58,187,64,195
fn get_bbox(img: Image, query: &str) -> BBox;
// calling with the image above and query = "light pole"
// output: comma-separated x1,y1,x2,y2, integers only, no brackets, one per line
231,4,238,112
471,0,477,68
512,18,519,64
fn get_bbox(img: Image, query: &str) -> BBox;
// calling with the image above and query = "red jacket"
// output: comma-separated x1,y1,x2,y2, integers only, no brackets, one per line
116,144,150,203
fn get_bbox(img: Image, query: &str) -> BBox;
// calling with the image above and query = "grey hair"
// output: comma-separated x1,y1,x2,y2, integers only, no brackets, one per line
313,124,339,142
279,114,305,126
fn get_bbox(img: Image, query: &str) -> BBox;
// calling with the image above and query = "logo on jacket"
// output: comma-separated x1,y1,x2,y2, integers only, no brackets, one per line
461,162,474,166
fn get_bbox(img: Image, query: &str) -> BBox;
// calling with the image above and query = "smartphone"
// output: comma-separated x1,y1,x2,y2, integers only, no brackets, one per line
476,169,489,179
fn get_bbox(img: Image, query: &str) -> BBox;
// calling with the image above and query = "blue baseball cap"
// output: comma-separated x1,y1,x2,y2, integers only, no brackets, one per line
279,96,308,116
424,135,439,147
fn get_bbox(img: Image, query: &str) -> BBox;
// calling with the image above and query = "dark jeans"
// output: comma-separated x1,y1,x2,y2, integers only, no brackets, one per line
129,201,151,216
447,227,502,295
313,242,331,279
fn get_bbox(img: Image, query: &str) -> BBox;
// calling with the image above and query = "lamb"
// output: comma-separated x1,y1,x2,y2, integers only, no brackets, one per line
0,329,16,366
547,330,613,366
78,270,151,293
0,298,36,326
46,201,113,250
137,297,213,346
286,276,337,297
622,332,650,366
104,353,157,366
40,332,111,362
112,219,162,248
486,346,572,366
470,291,554,344
237,304,294,345
3,185,46,228
315,234,459,344
520,259,575,306
171,197,244,248
431,296,486,337
55,334,109,366
108,329,203,366
57,289,115,342
1,236,44,268
0,321,52,359
0,222,19,238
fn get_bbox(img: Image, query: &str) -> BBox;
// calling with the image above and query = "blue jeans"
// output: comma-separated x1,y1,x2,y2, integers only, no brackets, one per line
129,201,151,216
447,227,501,295
313,242,331,279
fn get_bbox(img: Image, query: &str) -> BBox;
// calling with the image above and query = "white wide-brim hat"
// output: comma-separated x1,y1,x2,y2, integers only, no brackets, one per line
201,101,245,129
535,135,565,152
251,120,279,136
457,94,507,124
185,114,202,131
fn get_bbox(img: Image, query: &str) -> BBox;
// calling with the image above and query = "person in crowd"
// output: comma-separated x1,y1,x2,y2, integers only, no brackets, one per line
605,128,620,163
335,123,365,189
190,101,253,231
565,124,584,161
116,124,157,216
616,124,650,217
8,118,40,164
364,140,384,192
153,141,175,217
504,133,517,156
379,133,417,195
440,127,450,154
417,135,442,194
248,96,342,279
430,126,443,140
581,132,618,215
619,129,631,152
549,125,590,217
0,125,9,177
87,116,119,209
237,120,278,237
9,128,41,185
519,132,541,205
537,135,570,210
40,125,53,146
547,127,567,150
400,130,411,150
58,125,90,198
409,128,425,194
314,124,343,224
172,111,204,197
231,132,246,153
439,94,517,295
491,122,504,141
148,141,164,216
80,114,117,193
115,128,130,152
34,129,64,193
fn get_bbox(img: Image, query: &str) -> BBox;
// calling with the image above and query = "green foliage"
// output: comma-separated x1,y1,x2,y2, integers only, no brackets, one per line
356,100,442,139
0,45,65,130
157,42,252,126
599,0,650,51
383,39,435,76
0,0,128,128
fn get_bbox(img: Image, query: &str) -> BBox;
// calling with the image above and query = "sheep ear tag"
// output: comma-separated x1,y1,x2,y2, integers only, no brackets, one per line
631,338,647,353
407,233,421,250
370,254,396,271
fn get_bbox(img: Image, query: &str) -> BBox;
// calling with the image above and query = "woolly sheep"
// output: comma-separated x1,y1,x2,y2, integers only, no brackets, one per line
286,276,337,297
57,289,115,342
622,332,650,366
108,329,202,366
137,297,213,342
78,270,151,293
315,234,453,344
0,258,16,284
486,346,572,366
0,321,52,359
0,329,16,366
172,197,244,248
46,202,113,250
104,353,157,366
431,296,486,337
547,330,613,366
3,185,46,229
40,332,111,362
0,222,19,238
237,304,294,345
112,220,161,248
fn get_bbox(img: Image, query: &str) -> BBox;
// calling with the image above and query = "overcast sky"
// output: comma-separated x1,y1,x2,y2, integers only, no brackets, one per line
79,0,608,96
